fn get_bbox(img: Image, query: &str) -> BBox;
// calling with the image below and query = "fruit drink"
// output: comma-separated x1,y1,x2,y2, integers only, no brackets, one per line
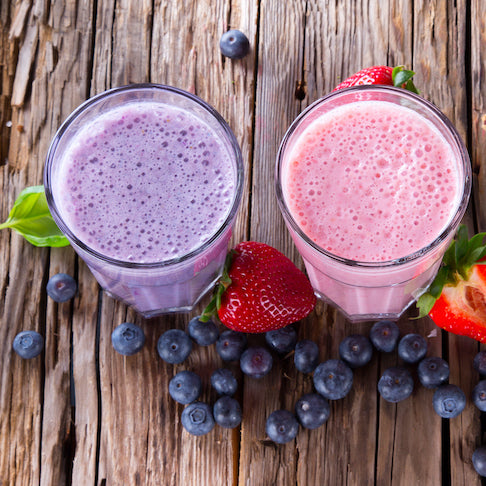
276,86,470,321
45,85,243,316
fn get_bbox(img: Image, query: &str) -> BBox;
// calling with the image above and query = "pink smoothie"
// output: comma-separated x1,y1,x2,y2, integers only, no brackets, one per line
282,100,461,262
54,102,236,263
277,90,469,321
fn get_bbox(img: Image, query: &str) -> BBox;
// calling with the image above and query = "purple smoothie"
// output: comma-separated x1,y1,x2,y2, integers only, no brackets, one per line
45,85,243,316
56,103,235,263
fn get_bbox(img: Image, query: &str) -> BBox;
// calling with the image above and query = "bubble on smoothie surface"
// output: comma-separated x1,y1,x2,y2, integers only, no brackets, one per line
55,103,235,263
282,101,460,262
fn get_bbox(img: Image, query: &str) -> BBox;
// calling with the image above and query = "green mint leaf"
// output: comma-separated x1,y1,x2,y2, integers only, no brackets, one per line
0,185,70,247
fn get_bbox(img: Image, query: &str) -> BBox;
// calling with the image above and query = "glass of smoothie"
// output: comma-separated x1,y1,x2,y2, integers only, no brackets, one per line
275,86,471,322
45,84,243,317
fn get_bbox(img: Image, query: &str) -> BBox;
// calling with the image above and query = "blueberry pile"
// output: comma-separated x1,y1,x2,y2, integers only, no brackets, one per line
261,320,474,447
103,317,486,477
157,317,245,434
13,272,486,476
261,321,428,443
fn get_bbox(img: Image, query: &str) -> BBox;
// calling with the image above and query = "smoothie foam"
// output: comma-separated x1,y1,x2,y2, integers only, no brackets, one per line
54,102,235,264
282,100,461,262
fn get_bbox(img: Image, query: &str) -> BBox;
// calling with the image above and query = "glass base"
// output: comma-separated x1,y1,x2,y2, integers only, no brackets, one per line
102,271,219,318
315,290,414,323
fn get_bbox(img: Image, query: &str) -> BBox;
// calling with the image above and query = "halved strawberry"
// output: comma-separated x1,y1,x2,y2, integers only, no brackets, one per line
334,65,418,93
416,225,486,342
201,242,316,333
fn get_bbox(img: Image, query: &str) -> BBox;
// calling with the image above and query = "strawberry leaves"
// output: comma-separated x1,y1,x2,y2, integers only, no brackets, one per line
416,225,486,318
200,250,235,323
391,66,419,93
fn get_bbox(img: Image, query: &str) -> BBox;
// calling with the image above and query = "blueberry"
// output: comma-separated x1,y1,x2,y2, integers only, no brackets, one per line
398,333,427,364
295,393,330,430
313,359,353,400
157,329,192,364
46,273,77,302
417,357,449,388
13,331,44,359
213,396,242,429
378,367,414,403
216,330,247,361
219,29,250,59
210,368,238,396
169,371,202,404
473,446,486,477
265,325,297,354
188,316,219,346
473,350,486,376
294,339,319,373
181,401,215,436
265,410,299,444
369,320,400,352
111,322,145,356
432,384,466,418
240,346,273,378
472,380,486,412
339,334,373,368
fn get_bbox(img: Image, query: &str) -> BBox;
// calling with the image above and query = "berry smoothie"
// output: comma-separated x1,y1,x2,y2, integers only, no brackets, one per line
276,87,470,321
45,85,243,316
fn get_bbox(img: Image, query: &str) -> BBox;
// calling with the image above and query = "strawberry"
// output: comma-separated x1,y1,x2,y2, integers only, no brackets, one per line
334,65,418,93
416,225,486,342
201,241,316,333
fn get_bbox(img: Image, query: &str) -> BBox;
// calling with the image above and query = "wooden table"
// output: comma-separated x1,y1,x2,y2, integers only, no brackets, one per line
1,1,485,485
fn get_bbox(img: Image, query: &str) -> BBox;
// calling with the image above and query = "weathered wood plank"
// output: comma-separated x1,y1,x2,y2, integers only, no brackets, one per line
70,261,100,485
39,249,75,486
413,1,481,485
471,0,486,232
239,0,307,484
1,2,89,486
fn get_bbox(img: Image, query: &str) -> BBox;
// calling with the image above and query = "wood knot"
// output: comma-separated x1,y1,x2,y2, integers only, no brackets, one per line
294,80,307,100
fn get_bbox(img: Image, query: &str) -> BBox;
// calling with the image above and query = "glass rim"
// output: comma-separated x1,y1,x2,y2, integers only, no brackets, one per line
275,85,472,268
44,83,244,269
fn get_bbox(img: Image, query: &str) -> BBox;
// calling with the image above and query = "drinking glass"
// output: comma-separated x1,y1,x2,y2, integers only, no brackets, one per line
275,86,471,322
45,84,244,317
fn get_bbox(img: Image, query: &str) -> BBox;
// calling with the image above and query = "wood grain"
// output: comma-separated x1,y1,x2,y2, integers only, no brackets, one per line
1,1,485,485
